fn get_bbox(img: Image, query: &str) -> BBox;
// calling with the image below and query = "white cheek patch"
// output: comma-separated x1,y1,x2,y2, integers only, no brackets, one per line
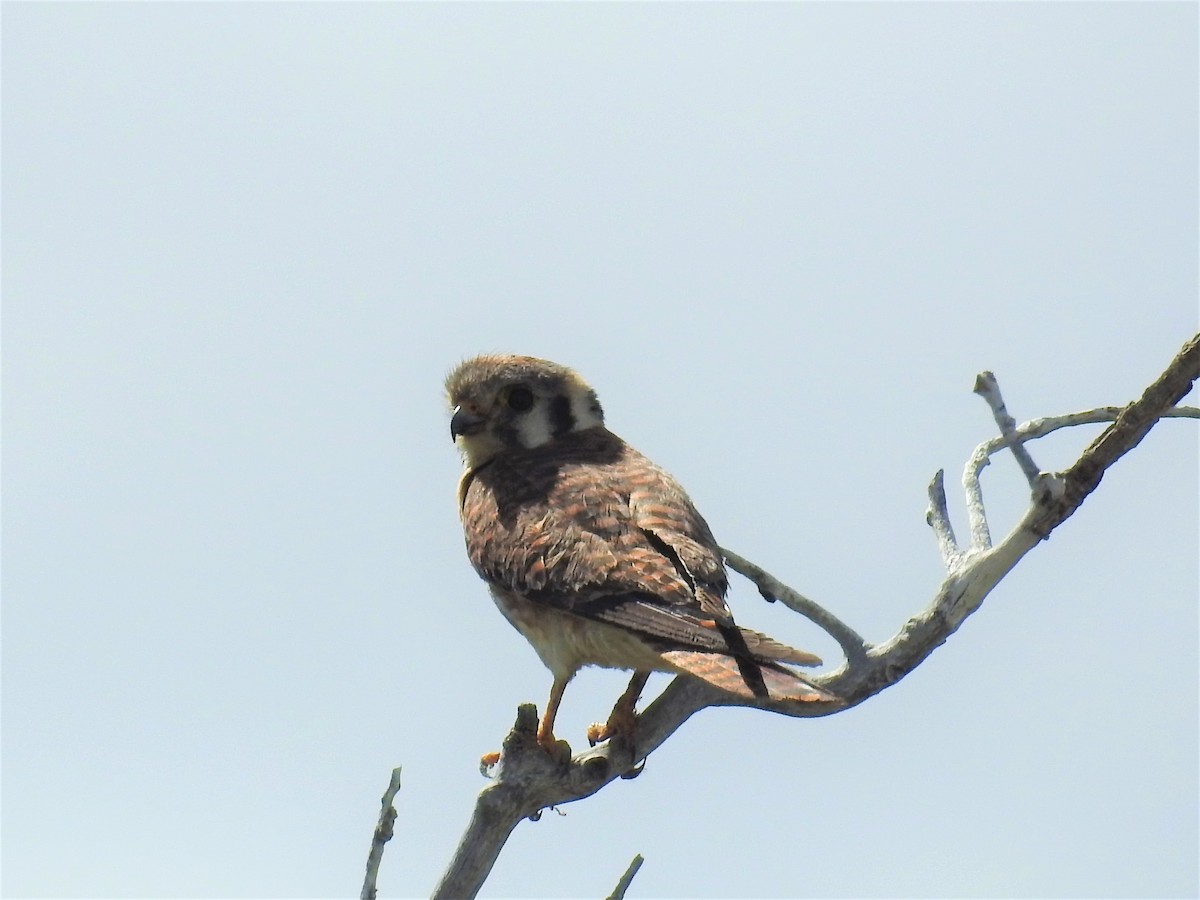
516,407,554,448
570,390,603,430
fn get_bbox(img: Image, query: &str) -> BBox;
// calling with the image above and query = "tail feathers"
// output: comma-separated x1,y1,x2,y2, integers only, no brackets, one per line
659,649,838,704
737,627,823,667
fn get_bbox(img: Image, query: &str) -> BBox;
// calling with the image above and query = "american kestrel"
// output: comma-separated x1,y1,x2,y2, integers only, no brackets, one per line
447,354,836,756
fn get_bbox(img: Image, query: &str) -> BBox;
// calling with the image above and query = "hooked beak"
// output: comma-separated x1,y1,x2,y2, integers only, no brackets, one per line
450,405,485,441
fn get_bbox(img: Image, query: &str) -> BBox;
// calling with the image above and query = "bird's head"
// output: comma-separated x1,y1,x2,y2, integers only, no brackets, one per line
445,354,605,468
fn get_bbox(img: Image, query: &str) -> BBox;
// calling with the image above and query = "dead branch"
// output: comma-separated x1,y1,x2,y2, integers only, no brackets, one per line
361,767,403,900
398,332,1200,898
606,853,645,900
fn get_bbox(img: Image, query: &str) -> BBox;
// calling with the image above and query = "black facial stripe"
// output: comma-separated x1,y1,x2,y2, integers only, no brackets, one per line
550,394,575,436
495,422,522,447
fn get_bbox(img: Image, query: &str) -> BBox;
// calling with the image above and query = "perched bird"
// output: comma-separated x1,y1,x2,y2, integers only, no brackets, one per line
446,354,836,756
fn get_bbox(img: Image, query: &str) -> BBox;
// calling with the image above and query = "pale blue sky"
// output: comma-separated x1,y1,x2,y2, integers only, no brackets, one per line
4,4,1197,898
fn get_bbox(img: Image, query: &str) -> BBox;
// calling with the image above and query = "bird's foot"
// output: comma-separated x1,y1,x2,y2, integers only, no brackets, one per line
585,721,610,746
586,703,638,748
536,728,573,765
587,707,644,778
480,735,571,775
479,750,501,776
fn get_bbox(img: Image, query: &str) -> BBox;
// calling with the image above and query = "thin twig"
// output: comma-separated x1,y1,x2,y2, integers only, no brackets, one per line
722,546,870,664
974,371,1043,486
361,767,402,900
972,406,1199,473
962,405,1200,549
925,469,963,570
607,853,645,900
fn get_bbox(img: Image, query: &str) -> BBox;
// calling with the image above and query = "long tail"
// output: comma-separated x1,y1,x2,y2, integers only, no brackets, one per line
658,649,838,703
735,626,823,667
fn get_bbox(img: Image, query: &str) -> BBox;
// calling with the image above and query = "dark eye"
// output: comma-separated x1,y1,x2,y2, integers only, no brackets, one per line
506,386,534,412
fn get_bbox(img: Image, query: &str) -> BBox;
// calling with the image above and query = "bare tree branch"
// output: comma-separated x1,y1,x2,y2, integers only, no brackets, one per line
430,686,713,900
926,469,964,569
974,370,1044,488
1024,333,1200,537
963,403,1200,554
361,767,402,900
720,546,870,666
606,853,645,900
406,332,1200,898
